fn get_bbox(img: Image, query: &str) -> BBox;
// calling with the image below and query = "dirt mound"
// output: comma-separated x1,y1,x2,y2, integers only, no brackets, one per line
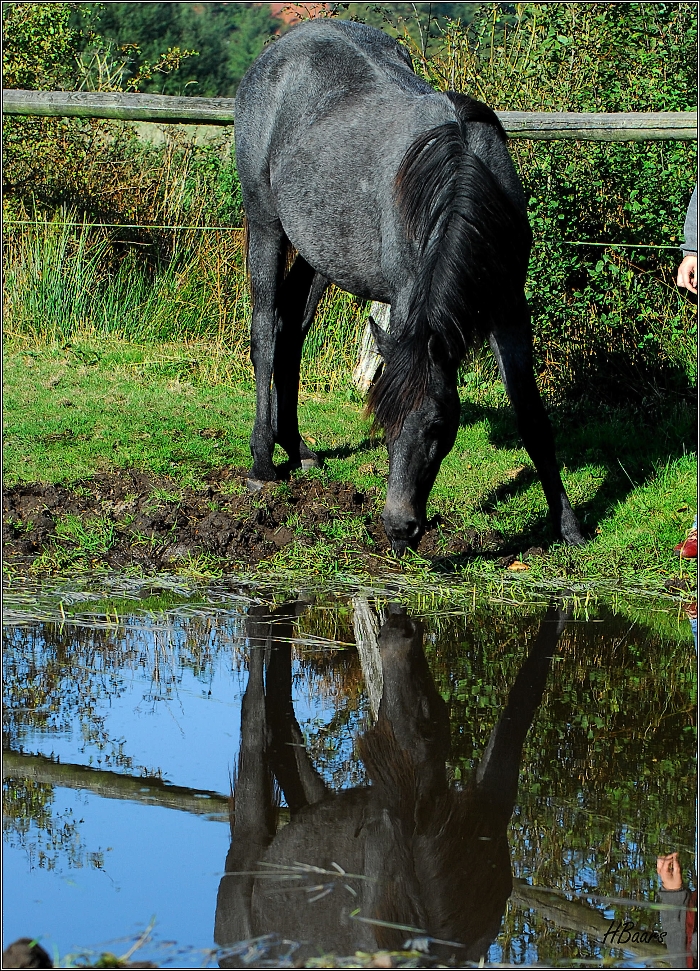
3,468,493,573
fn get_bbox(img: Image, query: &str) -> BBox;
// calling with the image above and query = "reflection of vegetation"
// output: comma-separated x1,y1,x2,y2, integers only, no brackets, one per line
424,601,696,929
293,603,369,787
3,779,107,874
4,593,695,965
3,624,103,749
3,778,54,832
62,590,205,617
2,610,247,758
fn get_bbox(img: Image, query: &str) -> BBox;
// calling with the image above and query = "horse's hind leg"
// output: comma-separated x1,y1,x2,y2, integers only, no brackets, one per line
488,311,584,545
272,257,328,468
247,221,287,485
475,603,570,815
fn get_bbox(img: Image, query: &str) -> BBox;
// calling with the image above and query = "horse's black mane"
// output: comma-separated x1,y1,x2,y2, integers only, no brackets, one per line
366,97,531,441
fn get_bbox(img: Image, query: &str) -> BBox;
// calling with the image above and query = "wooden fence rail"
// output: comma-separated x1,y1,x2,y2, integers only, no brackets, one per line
3,89,697,140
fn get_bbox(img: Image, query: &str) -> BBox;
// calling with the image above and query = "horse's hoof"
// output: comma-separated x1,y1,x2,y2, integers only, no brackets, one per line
301,457,321,470
562,524,586,545
560,511,586,546
247,478,267,493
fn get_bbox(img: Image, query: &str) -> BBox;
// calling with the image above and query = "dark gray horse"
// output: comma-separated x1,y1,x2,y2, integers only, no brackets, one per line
234,18,584,553
214,602,570,966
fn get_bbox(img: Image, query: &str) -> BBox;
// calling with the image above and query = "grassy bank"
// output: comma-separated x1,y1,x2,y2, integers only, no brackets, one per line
3,336,696,598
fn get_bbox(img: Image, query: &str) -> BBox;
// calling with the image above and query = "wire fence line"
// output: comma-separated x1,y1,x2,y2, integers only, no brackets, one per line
3,219,681,250
3,219,246,231
564,241,680,250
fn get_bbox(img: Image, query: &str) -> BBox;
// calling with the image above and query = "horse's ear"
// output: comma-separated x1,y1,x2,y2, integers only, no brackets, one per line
446,90,507,141
369,316,398,362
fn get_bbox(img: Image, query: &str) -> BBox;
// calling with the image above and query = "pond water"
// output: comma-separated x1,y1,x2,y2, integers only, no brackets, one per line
3,578,696,968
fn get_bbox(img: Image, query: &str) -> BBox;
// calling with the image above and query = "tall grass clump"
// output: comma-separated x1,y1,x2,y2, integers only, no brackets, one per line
4,216,112,344
3,213,244,342
3,210,366,391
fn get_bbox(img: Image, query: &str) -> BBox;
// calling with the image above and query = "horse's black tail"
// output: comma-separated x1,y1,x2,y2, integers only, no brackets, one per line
366,113,531,441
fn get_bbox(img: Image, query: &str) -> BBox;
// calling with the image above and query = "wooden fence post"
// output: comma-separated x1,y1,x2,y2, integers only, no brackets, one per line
352,302,390,393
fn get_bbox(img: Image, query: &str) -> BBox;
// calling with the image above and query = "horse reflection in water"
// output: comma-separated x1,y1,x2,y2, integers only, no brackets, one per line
215,603,569,966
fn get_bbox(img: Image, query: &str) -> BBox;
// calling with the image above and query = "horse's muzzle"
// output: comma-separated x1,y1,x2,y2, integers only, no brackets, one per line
382,511,423,556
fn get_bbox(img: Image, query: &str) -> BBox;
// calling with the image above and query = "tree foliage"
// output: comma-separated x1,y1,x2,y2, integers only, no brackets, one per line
3,4,98,208
76,1,280,96
2,1,240,258
2,1,95,90
417,1,698,397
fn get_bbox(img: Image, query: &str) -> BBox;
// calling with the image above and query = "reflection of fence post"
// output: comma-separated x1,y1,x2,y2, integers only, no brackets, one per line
352,596,385,721
352,302,390,394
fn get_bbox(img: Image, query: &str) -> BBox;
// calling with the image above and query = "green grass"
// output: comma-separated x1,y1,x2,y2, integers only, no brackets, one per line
3,339,255,486
3,337,696,597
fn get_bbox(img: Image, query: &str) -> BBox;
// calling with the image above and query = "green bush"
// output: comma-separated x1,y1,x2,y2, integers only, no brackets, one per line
2,2,244,294
3,3,99,207
418,2,697,398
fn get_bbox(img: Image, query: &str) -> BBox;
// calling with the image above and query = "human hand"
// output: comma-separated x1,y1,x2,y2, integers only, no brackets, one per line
677,254,697,294
657,851,684,890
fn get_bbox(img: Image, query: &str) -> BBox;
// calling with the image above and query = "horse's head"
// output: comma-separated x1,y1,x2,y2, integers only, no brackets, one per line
371,329,460,554
382,391,460,553
374,605,451,793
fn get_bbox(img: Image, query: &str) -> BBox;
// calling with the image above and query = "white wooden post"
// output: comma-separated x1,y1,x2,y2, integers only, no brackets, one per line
352,301,390,394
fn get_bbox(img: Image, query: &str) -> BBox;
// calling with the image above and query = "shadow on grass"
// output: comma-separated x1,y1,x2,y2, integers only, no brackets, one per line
277,391,693,558
274,438,379,482
453,393,696,548
316,436,378,463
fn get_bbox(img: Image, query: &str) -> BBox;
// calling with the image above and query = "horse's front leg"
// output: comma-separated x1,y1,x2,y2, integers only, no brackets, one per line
271,258,328,469
247,221,286,486
488,307,585,545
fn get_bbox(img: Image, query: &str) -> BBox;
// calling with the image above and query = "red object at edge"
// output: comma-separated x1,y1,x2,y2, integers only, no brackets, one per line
675,532,698,559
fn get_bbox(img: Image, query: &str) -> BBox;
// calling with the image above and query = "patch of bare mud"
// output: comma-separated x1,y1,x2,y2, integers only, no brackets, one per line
3,469,499,573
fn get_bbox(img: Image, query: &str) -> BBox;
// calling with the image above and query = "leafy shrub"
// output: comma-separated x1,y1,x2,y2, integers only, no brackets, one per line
2,0,243,284
418,2,697,398
3,3,99,206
